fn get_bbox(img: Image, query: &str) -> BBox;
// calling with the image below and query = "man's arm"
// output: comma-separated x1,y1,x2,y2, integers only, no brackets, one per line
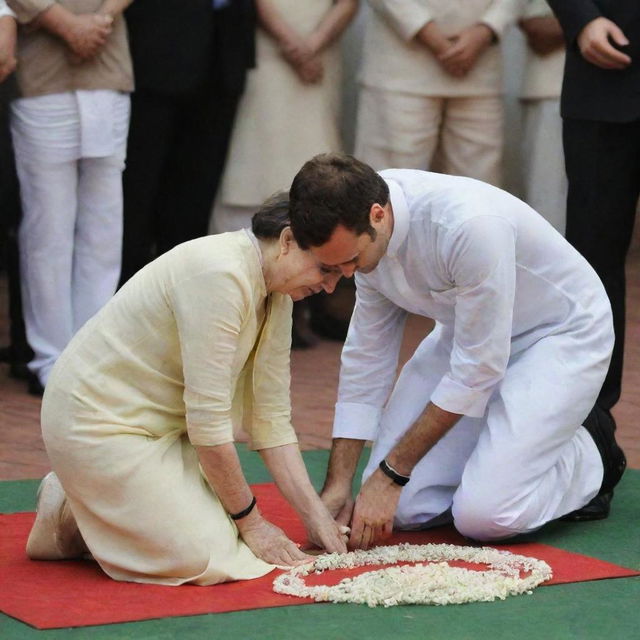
348,215,518,549
320,437,366,526
437,0,522,77
320,276,408,526
0,7,16,83
349,403,461,549
546,0,631,69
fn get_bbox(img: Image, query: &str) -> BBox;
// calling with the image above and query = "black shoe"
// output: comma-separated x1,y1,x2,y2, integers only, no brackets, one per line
26,371,44,397
10,360,30,380
561,405,626,522
0,344,33,380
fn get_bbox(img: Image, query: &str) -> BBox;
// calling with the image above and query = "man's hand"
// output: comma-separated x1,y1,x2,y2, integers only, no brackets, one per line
61,12,113,60
305,513,349,553
519,16,564,56
320,483,355,527
348,469,402,550
0,16,17,83
237,513,313,567
438,23,494,77
577,17,631,70
416,20,454,58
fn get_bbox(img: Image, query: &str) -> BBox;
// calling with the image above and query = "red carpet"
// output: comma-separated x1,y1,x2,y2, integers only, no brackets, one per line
1,483,638,629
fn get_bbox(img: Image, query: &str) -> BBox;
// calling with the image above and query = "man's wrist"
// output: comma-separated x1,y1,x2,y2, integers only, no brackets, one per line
379,459,410,486
476,22,497,44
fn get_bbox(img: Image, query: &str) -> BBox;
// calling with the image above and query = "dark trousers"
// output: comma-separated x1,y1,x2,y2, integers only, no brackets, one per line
119,81,241,285
0,97,31,366
563,117,640,409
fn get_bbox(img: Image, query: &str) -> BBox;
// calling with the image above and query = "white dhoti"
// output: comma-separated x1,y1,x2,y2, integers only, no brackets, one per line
363,324,608,541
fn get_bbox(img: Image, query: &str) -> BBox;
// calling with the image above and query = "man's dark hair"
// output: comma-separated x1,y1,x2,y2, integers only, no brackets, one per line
251,191,290,239
289,153,389,249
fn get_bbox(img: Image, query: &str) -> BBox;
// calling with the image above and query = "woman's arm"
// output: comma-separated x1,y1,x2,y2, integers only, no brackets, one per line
255,0,323,83
260,444,348,553
306,0,358,56
196,443,312,567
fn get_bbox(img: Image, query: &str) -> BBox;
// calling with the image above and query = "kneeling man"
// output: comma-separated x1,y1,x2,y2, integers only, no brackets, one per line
289,153,626,547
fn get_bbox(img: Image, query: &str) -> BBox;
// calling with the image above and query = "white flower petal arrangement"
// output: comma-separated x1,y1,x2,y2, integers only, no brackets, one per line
273,542,552,607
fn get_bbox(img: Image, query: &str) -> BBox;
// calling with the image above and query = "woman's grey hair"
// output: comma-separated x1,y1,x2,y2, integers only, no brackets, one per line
251,191,290,239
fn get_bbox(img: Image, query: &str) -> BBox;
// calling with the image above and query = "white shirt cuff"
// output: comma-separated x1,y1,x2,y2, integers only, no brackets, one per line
430,375,492,418
333,402,382,441
0,4,16,19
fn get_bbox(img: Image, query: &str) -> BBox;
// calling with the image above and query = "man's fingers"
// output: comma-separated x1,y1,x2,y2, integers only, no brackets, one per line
336,502,354,527
593,40,631,66
608,23,629,48
585,47,629,69
438,44,463,62
348,518,364,549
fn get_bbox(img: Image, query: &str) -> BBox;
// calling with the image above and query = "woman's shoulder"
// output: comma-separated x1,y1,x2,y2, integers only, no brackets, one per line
150,232,263,305
166,231,259,277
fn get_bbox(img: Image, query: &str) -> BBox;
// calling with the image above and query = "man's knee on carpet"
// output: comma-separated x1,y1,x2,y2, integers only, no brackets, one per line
450,487,543,542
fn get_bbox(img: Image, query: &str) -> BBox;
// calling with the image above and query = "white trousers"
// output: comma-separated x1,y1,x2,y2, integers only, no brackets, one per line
521,99,567,235
355,86,503,186
363,325,607,541
11,91,130,384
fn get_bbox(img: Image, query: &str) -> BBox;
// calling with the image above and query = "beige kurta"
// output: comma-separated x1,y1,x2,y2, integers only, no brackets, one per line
40,231,298,585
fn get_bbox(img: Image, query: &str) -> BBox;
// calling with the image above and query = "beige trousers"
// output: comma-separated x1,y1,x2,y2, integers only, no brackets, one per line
355,86,503,186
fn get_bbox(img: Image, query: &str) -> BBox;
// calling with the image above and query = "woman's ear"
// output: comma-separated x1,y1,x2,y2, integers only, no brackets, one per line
279,227,295,255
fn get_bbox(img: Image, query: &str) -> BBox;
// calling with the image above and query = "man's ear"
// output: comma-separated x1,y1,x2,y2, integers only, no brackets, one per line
370,203,386,226
279,226,295,255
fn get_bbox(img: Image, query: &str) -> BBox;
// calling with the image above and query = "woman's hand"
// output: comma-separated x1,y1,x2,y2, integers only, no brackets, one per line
237,514,312,567
279,34,323,84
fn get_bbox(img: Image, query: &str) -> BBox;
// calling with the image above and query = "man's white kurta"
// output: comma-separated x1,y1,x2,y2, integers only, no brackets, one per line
333,169,613,539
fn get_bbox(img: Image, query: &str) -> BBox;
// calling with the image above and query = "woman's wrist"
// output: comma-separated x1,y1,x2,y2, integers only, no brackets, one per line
229,495,257,520
234,507,263,533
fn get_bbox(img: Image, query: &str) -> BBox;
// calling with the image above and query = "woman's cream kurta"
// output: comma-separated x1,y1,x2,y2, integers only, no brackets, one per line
41,231,298,585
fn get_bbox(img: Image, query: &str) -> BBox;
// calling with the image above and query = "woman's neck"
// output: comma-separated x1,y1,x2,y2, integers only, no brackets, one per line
258,238,280,294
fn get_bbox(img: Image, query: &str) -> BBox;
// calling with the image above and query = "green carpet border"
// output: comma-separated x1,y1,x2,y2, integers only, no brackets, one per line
1,447,638,639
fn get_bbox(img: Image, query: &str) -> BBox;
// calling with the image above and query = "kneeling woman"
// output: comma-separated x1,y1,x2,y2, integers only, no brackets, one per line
26,194,347,585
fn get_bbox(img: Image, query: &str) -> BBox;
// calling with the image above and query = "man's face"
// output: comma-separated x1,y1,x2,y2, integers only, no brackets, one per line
309,204,392,277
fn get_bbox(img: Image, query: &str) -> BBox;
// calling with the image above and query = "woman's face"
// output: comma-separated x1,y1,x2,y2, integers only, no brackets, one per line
275,230,342,301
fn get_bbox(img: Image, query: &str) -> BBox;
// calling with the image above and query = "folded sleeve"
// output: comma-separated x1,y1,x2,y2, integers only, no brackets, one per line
522,0,553,20
333,276,408,440
367,0,433,41
480,0,523,39
430,216,517,417
245,292,298,450
0,0,16,19
170,268,251,447
7,0,56,24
